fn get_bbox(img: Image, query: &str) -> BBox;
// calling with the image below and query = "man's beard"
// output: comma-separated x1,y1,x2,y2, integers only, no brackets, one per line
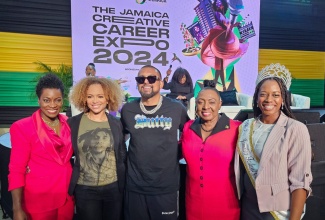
139,88,159,99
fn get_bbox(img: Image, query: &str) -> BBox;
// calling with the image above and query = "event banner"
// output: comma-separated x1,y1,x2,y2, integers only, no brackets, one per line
71,0,260,96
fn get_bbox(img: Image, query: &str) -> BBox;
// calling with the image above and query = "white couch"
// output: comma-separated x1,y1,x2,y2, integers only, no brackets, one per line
220,93,253,119
291,94,310,109
187,92,253,119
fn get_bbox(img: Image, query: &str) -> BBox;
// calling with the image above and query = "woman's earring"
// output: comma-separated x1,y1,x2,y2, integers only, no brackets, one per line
85,102,89,112
195,106,199,118
281,102,284,110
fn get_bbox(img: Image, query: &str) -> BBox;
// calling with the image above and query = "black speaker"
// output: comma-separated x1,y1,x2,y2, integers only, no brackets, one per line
0,143,13,218
301,124,325,220
0,106,38,125
304,161,325,220
291,110,320,124
306,123,325,162
234,109,254,122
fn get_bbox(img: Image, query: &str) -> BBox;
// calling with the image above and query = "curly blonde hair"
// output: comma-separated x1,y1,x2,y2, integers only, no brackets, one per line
70,77,124,112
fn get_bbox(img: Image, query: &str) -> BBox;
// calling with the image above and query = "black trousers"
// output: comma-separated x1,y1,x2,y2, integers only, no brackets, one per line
178,164,186,220
124,190,178,220
74,182,123,220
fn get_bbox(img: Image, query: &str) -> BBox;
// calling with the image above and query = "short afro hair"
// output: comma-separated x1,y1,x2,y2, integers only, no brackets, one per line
35,73,64,98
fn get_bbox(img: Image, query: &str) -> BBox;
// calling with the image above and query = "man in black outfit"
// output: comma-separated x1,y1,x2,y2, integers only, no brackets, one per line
121,65,189,220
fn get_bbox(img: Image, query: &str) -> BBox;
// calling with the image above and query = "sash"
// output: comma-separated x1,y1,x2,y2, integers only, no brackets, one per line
237,119,289,220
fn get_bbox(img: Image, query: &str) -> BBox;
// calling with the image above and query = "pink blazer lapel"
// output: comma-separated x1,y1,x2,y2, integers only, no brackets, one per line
59,120,73,164
32,110,65,165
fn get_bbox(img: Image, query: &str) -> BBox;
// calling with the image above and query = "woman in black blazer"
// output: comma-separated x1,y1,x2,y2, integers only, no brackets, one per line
68,77,126,220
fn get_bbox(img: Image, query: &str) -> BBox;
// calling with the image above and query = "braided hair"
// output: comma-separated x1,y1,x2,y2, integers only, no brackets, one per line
253,77,294,119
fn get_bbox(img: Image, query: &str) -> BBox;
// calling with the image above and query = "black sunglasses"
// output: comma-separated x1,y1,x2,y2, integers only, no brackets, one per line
135,76,159,84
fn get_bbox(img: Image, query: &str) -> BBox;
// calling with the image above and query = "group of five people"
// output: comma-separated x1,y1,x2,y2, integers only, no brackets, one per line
8,64,312,220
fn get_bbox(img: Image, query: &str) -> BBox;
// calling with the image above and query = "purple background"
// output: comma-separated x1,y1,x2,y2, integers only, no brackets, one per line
71,0,260,96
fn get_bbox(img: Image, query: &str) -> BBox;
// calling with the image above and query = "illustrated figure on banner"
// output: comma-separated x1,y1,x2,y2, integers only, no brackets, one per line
180,0,256,93
200,0,248,91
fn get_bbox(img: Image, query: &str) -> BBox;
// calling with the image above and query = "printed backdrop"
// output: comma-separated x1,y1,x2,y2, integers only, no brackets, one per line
71,0,260,96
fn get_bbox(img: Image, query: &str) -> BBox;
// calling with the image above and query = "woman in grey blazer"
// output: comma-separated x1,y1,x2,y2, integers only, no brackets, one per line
235,64,312,220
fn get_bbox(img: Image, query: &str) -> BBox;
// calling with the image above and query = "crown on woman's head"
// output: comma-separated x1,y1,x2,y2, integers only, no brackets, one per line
256,63,292,89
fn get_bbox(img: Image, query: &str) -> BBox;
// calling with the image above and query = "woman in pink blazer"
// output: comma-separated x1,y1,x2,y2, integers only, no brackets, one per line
8,73,74,220
235,64,312,220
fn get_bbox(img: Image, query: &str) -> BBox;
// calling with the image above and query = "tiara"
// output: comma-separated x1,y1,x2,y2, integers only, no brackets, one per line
256,63,292,89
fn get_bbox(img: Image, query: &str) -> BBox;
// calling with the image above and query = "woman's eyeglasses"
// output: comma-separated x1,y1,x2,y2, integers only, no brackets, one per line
135,76,159,84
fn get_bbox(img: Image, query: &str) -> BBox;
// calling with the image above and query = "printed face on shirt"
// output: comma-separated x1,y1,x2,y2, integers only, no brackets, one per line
38,88,63,121
196,89,222,122
137,67,163,99
86,84,108,115
257,79,283,122
90,130,112,154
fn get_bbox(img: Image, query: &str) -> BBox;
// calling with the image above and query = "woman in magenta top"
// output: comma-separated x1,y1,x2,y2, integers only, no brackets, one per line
180,82,241,220
8,73,74,220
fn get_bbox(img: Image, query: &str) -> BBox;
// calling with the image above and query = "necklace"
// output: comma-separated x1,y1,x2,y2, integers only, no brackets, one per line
42,117,59,134
42,117,59,126
140,96,163,114
86,113,107,122
201,124,214,132
200,115,219,132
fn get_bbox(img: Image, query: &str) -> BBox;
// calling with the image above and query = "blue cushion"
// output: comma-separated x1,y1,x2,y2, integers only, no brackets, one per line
219,90,239,106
